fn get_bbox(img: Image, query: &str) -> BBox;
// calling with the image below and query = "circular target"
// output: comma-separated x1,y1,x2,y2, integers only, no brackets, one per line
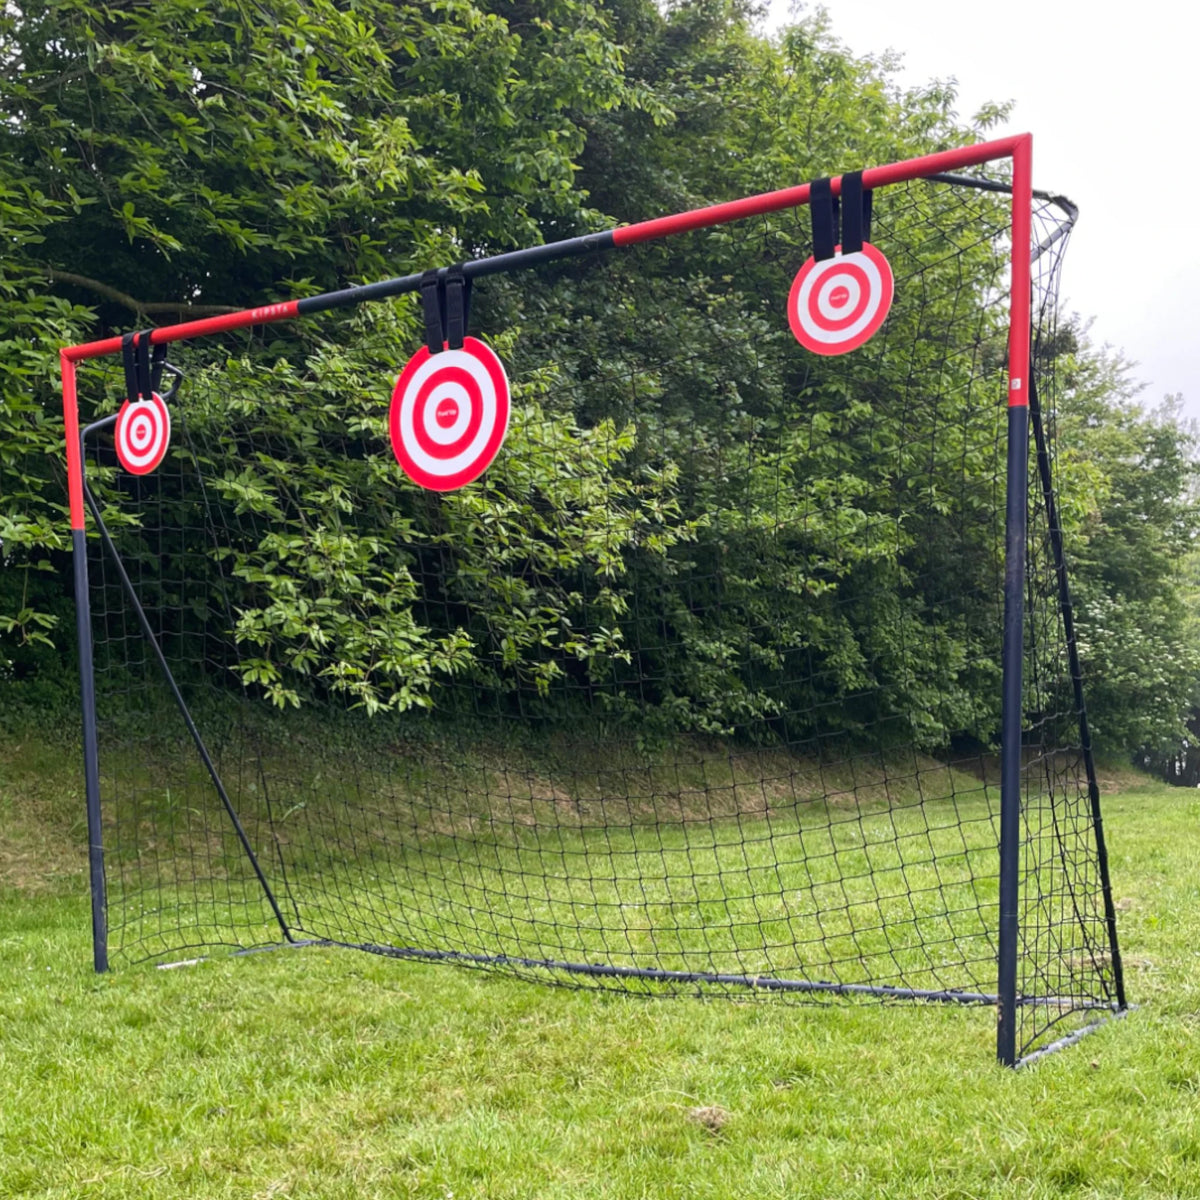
389,337,510,492
114,393,172,476
787,242,894,356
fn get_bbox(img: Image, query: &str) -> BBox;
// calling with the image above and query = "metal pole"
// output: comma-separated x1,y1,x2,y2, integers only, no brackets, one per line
63,353,108,972
1028,371,1127,1012
77,428,294,948
997,406,1029,1066
997,134,1034,1066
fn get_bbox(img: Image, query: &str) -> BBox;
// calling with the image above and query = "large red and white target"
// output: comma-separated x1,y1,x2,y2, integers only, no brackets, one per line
787,243,894,356
389,337,510,492
114,393,172,476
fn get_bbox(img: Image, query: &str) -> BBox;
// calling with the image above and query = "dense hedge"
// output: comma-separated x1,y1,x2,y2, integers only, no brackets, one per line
2,0,1197,756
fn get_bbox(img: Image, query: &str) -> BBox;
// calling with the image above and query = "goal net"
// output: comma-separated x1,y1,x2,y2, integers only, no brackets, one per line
63,138,1125,1065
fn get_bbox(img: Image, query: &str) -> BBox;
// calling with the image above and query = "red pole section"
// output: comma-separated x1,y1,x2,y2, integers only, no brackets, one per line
64,300,301,363
612,134,1026,247
1007,134,1034,407
62,351,85,531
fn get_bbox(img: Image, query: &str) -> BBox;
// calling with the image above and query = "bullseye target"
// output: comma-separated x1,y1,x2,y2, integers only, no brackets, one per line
114,393,172,475
389,336,510,492
788,242,894,356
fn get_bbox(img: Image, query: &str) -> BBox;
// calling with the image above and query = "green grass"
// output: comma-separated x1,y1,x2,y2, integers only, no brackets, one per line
2,731,1199,1198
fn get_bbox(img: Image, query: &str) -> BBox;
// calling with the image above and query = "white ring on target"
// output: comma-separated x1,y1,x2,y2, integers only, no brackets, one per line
422,380,472,446
794,250,886,345
398,348,506,478
817,273,863,322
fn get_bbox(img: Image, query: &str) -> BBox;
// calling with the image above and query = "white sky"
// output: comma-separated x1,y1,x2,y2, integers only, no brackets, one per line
766,1,1198,416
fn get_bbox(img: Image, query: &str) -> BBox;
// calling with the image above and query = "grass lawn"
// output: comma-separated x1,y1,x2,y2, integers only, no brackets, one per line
1,731,1198,1198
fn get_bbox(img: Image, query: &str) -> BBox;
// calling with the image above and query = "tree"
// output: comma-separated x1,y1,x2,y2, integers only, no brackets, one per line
5,0,1194,764
1049,325,1200,753
0,0,643,680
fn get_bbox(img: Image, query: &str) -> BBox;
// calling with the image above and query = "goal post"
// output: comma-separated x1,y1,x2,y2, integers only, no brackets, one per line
60,133,1126,1066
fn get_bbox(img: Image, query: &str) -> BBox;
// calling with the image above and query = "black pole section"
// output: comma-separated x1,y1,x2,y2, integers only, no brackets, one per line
78,437,293,947
997,403,1031,1067
73,526,108,973
1028,373,1127,1011
289,184,1072,321
924,173,1071,205
296,230,616,317
923,176,1078,264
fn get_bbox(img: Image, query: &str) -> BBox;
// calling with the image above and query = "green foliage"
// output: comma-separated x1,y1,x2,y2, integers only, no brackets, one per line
491,169,1016,744
142,305,695,714
0,175,96,672
0,0,642,680
1048,328,1200,753
2,0,1198,758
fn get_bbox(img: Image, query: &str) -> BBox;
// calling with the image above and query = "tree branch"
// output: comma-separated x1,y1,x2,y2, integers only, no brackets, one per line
45,269,242,318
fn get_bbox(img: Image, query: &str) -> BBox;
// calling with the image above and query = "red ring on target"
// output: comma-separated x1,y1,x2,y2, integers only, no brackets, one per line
410,366,485,462
787,242,894,356
114,393,171,475
389,336,510,492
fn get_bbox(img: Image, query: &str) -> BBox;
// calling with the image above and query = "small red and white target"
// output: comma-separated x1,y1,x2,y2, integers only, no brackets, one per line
389,336,510,492
114,393,172,476
787,243,894,356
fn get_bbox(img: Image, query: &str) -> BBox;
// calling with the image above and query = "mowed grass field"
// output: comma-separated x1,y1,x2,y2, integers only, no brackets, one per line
2,730,1199,1199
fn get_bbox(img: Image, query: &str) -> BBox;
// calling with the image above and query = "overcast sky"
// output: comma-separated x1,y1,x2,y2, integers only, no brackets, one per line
765,1,1197,417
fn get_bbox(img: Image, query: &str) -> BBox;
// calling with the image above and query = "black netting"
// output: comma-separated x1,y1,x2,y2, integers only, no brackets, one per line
73,174,1123,1062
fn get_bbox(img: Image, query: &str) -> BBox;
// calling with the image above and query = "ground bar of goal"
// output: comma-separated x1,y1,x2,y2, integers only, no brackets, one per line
1015,1006,1131,1068
347,943,1004,1004
156,938,327,970
339,943,1117,1012
154,937,1118,1020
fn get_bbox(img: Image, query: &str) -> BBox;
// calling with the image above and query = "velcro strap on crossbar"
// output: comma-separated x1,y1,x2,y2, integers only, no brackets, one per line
810,178,836,261
840,171,868,254
421,268,444,354
135,330,153,401
121,332,138,405
444,264,470,350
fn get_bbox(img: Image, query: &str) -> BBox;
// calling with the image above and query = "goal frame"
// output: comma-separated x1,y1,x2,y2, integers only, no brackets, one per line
59,132,1126,1066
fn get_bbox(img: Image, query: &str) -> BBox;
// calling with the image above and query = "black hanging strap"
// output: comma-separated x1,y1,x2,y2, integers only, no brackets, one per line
119,328,165,403
420,268,444,354
840,171,867,254
810,178,836,262
134,329,153,402
121,332,140,405
444,264,471,350
420,266,474,353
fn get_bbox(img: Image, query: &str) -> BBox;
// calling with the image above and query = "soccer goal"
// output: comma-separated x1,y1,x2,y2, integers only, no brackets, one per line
61,134,1126,1066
